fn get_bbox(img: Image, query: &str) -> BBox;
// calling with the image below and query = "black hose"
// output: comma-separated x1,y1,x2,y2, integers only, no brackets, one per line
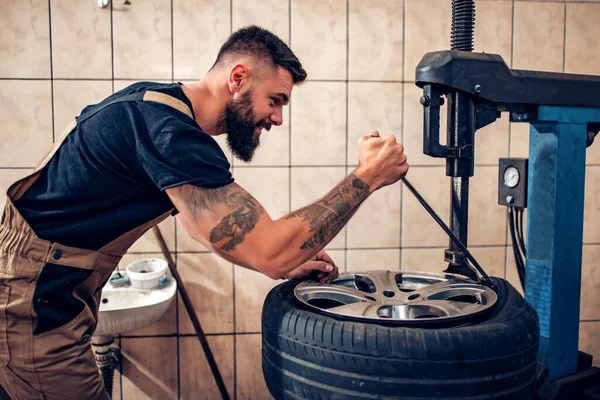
508,207,525,291
451,0,476,51
517,208,526,257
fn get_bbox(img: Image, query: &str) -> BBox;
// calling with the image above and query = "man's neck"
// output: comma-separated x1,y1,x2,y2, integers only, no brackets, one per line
180,79,225,136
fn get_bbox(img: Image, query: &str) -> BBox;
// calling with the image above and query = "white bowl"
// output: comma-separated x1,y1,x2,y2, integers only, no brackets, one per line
126,258,169,290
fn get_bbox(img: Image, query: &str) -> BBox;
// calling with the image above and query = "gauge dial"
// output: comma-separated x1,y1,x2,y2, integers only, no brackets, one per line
503,166,520,188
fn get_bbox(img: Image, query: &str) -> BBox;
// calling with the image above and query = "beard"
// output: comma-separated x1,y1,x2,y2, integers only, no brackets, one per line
217,89,269,163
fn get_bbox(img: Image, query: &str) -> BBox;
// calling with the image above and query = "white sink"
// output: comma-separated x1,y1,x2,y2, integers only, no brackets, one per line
94,272,177,337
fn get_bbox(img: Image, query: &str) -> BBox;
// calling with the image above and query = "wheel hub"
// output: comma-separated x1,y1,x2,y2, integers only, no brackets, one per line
294,270,498,325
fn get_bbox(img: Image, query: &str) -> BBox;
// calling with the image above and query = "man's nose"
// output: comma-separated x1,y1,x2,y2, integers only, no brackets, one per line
269,109,283,126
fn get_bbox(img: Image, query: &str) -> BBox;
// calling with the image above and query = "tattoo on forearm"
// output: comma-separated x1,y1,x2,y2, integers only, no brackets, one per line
180,183,264,251
286,173,369,250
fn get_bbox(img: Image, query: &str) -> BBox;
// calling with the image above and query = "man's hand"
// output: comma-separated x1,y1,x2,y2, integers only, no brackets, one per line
354,130,409,193
283,250,339,283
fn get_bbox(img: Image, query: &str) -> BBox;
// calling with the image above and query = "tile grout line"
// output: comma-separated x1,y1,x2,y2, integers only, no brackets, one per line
223,163,518,168
118,335,123,400
0,78,52,81
344,0,349,264
48,0,55,143
289,0,293,231
175,253,181,400
0,77,410,83
231,262,236,400
128,242,600,256
172,0,175,84
512,0,591,2
400,0,407,269
110,2,121,395
505,0,516,281
230,3,236,399
110,0,115,93
169,2,182,399
562,2,567,73
13,162,596,171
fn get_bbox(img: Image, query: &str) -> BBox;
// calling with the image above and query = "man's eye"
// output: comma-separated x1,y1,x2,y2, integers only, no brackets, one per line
271,97,279,105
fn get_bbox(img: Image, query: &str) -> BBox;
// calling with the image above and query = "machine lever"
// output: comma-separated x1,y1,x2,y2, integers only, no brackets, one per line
401,177,495,290
422,84,448,158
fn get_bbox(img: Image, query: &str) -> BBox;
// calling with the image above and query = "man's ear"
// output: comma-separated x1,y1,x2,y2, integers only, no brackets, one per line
228,64,248,95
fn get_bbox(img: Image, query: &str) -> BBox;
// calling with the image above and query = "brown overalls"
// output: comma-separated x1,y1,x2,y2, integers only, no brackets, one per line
0,91,193,399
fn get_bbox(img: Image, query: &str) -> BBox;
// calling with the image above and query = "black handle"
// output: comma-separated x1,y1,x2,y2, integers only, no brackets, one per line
401,178,495,289
422,85,448,158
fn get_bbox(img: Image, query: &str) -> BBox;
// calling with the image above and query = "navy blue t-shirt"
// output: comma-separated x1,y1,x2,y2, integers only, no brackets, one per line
14,82,233,334
16,82,233,251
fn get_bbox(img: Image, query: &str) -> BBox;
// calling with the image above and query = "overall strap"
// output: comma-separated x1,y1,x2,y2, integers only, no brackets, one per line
9,90,193,201
34,92,144,174
1,89,193,266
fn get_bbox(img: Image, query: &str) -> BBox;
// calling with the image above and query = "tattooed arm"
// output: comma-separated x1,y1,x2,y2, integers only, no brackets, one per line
166,172,370,279
285,174,369,250
166,130,408,279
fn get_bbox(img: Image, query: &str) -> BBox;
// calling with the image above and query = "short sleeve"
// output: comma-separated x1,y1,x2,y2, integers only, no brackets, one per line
136,116,234,190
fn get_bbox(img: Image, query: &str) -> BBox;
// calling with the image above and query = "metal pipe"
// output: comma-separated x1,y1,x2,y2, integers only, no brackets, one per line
152,226,231,400
402,178,494,288
449,176,469,252
445,89,476,277
92,335,119,399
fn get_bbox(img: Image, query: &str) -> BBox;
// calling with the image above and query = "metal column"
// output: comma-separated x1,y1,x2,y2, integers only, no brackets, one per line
444,91,476,279
524,106,599,378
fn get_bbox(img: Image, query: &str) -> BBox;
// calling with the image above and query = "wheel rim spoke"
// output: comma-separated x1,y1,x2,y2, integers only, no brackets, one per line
294,270,497,325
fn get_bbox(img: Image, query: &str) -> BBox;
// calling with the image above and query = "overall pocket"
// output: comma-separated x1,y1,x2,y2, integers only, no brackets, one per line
0,285,10,367
32,263,93,335
33,306,95,362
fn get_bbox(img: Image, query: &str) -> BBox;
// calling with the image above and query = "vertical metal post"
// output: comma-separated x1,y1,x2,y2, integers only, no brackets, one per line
442,0,476,278
525,105,593,379
444,92,476,278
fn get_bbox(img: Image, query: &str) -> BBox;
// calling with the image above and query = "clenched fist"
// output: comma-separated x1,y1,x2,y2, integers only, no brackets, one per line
354,130,409,192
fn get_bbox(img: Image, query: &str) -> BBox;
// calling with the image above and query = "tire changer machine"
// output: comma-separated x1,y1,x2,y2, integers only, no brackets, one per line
415,0,600,397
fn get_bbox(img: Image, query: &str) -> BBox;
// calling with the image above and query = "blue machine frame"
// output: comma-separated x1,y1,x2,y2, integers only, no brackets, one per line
523,106,600,379
415,48,600,380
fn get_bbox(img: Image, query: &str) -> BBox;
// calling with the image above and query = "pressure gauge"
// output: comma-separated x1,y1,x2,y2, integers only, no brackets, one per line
503,166,520,188
499,158,527,208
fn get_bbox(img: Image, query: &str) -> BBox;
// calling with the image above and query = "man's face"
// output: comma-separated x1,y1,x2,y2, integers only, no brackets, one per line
219,66,293,162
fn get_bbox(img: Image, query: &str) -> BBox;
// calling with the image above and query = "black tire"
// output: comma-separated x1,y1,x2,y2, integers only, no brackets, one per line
262,277,539,400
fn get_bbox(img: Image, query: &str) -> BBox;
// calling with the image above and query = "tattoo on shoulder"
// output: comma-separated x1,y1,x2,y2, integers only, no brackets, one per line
180,183,264,251
286,173,369,250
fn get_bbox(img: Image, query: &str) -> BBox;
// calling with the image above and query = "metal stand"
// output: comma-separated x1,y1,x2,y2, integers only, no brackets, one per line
152,226,231,400
415,0,600,394
524,107,600,378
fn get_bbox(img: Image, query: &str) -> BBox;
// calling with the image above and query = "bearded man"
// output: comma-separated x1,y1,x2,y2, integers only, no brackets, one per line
0,26,408,399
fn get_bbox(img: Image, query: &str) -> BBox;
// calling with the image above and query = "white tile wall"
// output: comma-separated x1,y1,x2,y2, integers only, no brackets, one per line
2,0,600,397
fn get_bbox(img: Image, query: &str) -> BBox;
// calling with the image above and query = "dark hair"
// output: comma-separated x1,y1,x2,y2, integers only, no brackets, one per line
213,25,307,84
